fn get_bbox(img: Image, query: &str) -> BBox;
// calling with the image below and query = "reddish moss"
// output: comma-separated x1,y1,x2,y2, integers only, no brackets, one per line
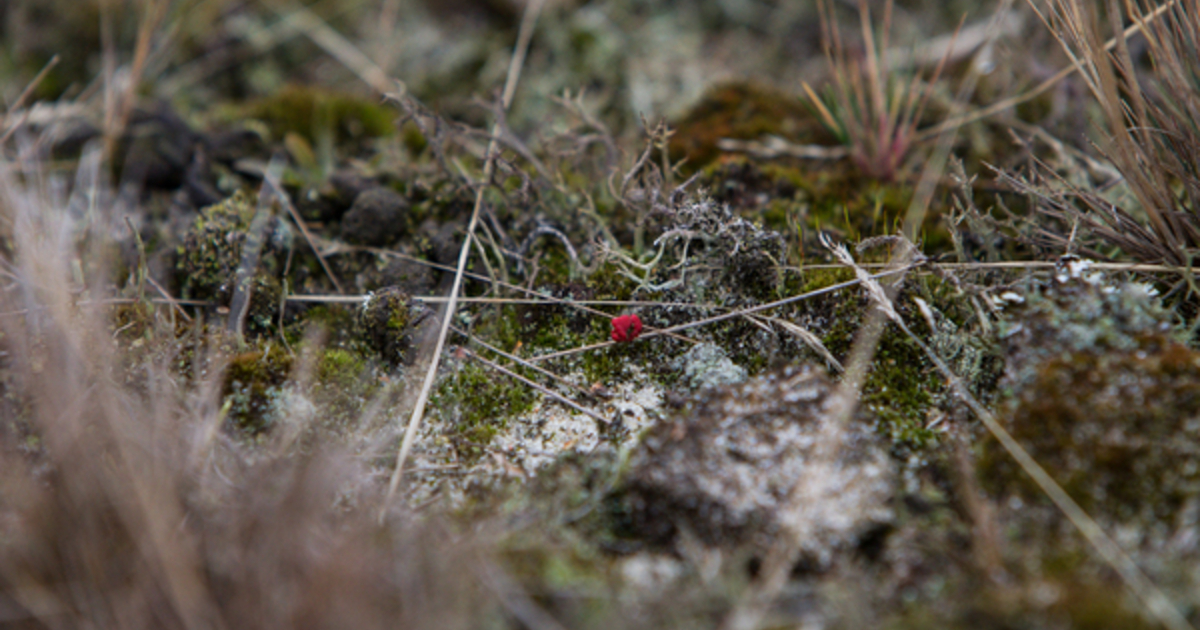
668,81,828,171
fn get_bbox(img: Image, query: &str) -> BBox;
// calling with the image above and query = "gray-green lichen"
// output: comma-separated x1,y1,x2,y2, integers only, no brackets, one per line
982,256,1200,527
673,342,746,391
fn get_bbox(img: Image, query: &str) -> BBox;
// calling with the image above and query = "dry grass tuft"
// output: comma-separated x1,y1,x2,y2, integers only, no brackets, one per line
1017,0,1200,268
0,146,494,629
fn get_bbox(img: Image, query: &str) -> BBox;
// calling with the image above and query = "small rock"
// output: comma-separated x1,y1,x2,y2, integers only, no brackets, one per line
622,364,894,563
342,187,408,246
359,287,435,364
378,257,435,296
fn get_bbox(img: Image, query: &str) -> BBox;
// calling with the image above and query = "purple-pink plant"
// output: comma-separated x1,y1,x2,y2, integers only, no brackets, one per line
803,0,957,181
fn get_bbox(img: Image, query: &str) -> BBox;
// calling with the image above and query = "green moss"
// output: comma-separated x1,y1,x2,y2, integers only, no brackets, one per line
242,84,396,147
316,348,365,384
433,361,535,460
284,304,361,350
223,343,295,434
802,271,992,451
311,347,381,431
699,155,956,256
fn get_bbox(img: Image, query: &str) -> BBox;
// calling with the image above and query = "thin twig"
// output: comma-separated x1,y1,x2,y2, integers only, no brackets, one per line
524,265,918,364
262,173,344,294
381,0,548,519
145,275,193,323
0,55,60,146
452,326,602,400
286,293,717,308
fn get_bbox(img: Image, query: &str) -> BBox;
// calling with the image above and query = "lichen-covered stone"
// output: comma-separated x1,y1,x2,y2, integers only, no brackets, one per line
982,256,1200,525
673,342,746,391
622,364,894,562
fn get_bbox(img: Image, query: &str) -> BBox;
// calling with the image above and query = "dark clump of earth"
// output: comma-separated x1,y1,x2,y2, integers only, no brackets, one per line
342,187,409,246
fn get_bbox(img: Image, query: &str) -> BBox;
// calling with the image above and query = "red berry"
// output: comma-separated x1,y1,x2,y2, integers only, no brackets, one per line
610,314,643,343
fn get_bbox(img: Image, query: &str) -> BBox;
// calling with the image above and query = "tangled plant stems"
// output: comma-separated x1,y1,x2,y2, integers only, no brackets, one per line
610,314,643,342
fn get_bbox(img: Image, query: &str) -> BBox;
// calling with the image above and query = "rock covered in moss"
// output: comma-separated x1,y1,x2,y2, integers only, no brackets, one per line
176,190,291,325
982,256,1200,524
223,344,295,434
359,287,434,364
341,187,408,246
622,364,894,562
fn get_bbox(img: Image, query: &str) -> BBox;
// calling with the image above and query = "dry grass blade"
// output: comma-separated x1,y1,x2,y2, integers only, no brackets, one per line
103,0,169,160
274,1,393,94
757,315,844,373
453,326,603,400
263,170,344,294
382,0,548,518
0,55,59,146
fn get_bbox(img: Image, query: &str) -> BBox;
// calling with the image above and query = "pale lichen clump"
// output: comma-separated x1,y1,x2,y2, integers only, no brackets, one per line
489,368,664,473
673,342,747,391
622,364,894,562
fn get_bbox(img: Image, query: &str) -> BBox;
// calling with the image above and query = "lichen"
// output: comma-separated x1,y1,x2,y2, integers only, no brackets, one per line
981,257,1200,526
620,364,894,563
673,342,746,391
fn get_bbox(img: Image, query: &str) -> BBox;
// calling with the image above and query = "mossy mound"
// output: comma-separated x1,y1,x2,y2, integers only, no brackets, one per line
668,81,828,171
242,84,396,147
358,287,434,365
223,344,295,435
988,340,1200,523
176,191,292,317
981,257,1199,525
